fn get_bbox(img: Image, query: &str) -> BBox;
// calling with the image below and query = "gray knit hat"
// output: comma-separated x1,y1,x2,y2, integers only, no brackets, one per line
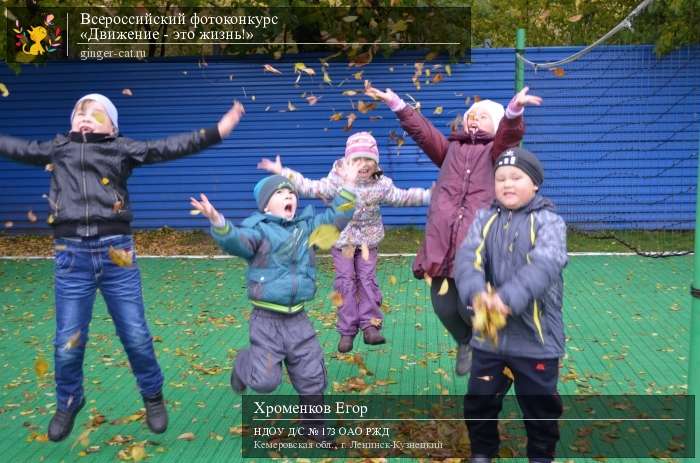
495,147,544,186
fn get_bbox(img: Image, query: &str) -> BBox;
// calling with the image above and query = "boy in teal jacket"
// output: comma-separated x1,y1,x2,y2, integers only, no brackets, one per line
190,167,357,398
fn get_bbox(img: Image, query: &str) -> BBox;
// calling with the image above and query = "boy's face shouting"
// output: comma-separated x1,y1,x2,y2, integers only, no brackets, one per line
465,108,495,136
494,165,537,210
265,187,298,220
71,100,115,135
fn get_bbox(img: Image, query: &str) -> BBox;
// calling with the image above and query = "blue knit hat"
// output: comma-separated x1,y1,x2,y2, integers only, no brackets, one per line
253,175,296,211
71,93,119,132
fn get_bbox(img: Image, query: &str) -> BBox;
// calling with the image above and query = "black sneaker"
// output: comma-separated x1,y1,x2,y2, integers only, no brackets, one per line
48,397,85,442
230,367,246,394
143,392,168,434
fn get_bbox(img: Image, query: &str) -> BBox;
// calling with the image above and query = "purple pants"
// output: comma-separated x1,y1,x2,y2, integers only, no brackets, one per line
332,246,383,336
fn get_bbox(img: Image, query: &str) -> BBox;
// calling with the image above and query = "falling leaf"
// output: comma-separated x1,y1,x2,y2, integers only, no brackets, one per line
63,331,81,351
27,210,37,223
445,64,452,76
308,224,340,250
323,69,332,84
357,100,376,113
177,432,196,441
4,221,13,228
34,356,49,377
305,95,319,105
349,50,372,67
108,246,133,267
568,14,583,22
388,275,397,285
361,243,370,261
433,106,443,115
552,67,566,77
0,83,9,97
329,291,344,307
329,112,343,121
369,318,382,328
424,274,432,286
263,64,282,75
287,101,297,112
44,163,54,172
474,95,481,102
47,215,54,224
353,71,363,80
100,177,110,185
431,73,443,84
438,278,449,296
343,113,357,131
388,130,405,147
92,111,107,125
122,88,133,97
425,51,439,61
342,90,358,97
342,15,358,22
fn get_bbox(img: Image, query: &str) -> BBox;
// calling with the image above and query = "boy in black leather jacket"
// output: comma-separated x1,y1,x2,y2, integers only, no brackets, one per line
0,93,244,442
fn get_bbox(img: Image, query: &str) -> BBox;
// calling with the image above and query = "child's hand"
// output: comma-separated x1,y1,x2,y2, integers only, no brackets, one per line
217,101,245,139
257,154,284,175
190,193,225,227
337,158,362,187
484,291,511,316
365,86,404,111
509,86,543,113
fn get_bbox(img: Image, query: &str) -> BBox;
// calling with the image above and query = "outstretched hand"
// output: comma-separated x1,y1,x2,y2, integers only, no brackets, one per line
257,154,283,175
510,86,543,111
337,158,362,187
217,101,245,139
365,85,399,106
190,193,225,227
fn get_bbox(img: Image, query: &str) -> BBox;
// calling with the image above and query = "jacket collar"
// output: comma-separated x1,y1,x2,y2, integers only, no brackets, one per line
241,204,314,227
68,131,117,143
493,194,555,215
448,129,494,144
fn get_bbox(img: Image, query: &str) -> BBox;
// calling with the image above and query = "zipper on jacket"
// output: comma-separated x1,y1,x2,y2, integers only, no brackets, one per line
80,133,90,231
289,262,297,307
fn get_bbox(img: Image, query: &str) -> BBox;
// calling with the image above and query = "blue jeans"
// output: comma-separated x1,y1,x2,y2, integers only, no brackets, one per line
53,235,163,412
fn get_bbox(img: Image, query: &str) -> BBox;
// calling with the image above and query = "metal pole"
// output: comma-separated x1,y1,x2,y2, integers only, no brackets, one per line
687,127,700,458
515,28,525,93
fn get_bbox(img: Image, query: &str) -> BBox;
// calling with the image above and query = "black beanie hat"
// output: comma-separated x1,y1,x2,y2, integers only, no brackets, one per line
494,147,544,186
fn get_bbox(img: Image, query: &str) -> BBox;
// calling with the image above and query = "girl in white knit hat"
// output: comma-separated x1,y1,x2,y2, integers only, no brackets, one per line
258,131,431,353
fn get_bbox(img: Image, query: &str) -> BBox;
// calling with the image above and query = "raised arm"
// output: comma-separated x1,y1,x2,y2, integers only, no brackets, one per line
381,177,431,207
126,102,244,165
0,135,53,166
491,87,542,161
190,193,262,259
366,86,449,167
258,154,341,201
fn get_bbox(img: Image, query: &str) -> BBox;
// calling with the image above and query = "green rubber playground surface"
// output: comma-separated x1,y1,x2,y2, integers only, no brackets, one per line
0,254,692,462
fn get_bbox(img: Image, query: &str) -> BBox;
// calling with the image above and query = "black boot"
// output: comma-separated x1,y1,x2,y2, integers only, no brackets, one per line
48,397,85,442
143,392,168,434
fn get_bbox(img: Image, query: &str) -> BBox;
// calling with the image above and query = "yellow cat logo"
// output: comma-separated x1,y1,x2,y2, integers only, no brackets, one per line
23,26,48,56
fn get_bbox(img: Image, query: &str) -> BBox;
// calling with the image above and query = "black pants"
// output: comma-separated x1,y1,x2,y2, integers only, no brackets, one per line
430,276,472,345
464,349,562,460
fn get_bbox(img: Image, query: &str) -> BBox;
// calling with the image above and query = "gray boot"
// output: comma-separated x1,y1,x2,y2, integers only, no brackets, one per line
456,343,473,376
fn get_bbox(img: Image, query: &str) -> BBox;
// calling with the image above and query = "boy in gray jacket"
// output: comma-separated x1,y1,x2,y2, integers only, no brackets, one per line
455,147,567,463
